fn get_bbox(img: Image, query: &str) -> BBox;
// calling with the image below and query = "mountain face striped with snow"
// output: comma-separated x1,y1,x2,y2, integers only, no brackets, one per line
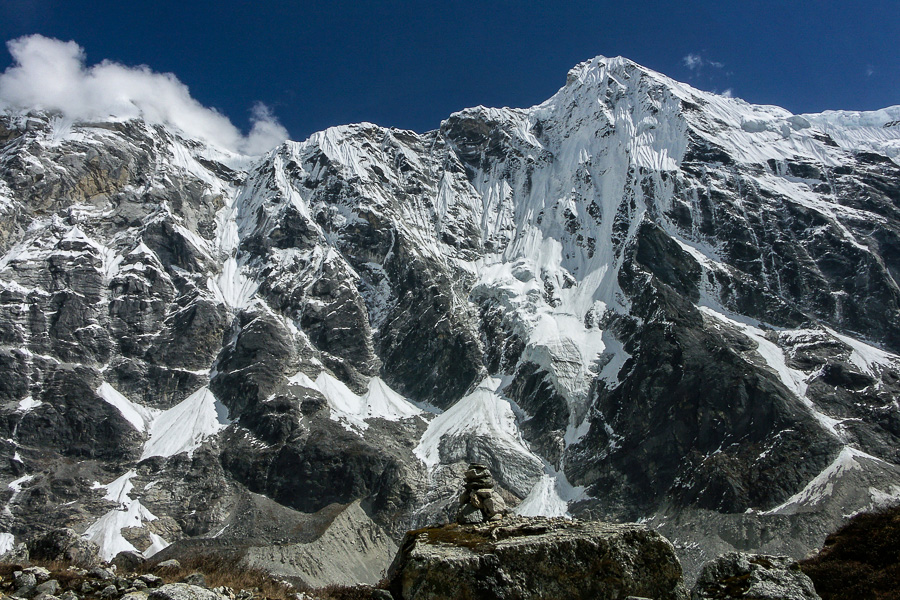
1,56,900,579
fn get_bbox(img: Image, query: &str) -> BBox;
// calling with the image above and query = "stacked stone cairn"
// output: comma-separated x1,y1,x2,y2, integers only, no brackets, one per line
456,463,507,523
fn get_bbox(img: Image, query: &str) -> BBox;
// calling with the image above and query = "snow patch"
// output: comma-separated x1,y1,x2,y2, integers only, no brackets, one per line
515,464,586,518
208,257,259,310
289,371,422,432
415,378,543,496
0,533,13,556
15,397,41,413
762,446,880,515
97,383,160,433
828,329,900,377
515,474,570,517
83,471,167,561
7,474,32,495
140,387,229,460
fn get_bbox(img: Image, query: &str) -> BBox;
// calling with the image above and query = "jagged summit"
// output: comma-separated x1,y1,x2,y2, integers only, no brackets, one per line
1,55,899,583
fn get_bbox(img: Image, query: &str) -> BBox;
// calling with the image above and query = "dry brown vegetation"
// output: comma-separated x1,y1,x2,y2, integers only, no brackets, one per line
143,553,302,599
800,504,900,600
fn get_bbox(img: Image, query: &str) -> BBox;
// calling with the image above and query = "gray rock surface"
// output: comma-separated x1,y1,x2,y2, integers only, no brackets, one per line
148,584,224,600
242,500,397,588
15,571,37,589
35,581,60,596
692,552,820,599
24,568,51,583
388,516,688,600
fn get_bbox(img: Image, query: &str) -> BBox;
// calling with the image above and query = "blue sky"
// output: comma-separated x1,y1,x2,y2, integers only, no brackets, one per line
0,0,897,141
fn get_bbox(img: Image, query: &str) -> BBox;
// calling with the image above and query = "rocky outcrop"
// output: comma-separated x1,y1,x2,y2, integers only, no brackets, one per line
27,528,102,568
387,516,688,600
692,552,820,600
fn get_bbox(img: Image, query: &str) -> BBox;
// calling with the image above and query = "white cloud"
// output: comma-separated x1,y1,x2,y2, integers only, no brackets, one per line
722,88,733,98
683,53,724,72
683,53,703,70
0,35,289,155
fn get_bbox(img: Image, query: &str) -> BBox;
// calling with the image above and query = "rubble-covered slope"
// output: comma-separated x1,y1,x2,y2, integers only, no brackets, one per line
1,56,899,579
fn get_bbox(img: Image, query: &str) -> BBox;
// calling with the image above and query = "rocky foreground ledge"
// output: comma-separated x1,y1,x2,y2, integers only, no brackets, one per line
387,516,688,600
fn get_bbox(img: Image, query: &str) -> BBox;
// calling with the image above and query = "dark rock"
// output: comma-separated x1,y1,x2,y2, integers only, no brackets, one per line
692,552,819,600
99,584,119,598
388,516,688,599
112,551,147,572
154,559,182,572
28,529,101,568
137,575,163,588
34,581,60,596
89,567,115,581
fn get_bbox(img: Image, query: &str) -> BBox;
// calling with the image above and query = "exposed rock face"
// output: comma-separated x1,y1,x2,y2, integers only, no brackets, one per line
387,517,688,600
28,528,102,568
0,55,899,584
692,552,820,600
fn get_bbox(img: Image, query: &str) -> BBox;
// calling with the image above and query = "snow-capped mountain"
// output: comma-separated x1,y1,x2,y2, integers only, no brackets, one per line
1,55,899,581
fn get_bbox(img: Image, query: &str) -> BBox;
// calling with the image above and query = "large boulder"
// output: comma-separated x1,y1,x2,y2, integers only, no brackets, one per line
692,552,820,600
112,550,147,572
387,516,688,600
148,584,225,600
27,528,101,568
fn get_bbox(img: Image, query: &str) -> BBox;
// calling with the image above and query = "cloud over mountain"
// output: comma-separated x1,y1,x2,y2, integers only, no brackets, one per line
0,35,288,154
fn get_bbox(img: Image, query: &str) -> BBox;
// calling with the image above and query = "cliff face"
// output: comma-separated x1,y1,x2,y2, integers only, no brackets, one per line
1,55,900,579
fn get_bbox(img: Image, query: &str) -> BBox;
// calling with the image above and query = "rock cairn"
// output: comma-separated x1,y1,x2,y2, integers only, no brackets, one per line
456,463,507,523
